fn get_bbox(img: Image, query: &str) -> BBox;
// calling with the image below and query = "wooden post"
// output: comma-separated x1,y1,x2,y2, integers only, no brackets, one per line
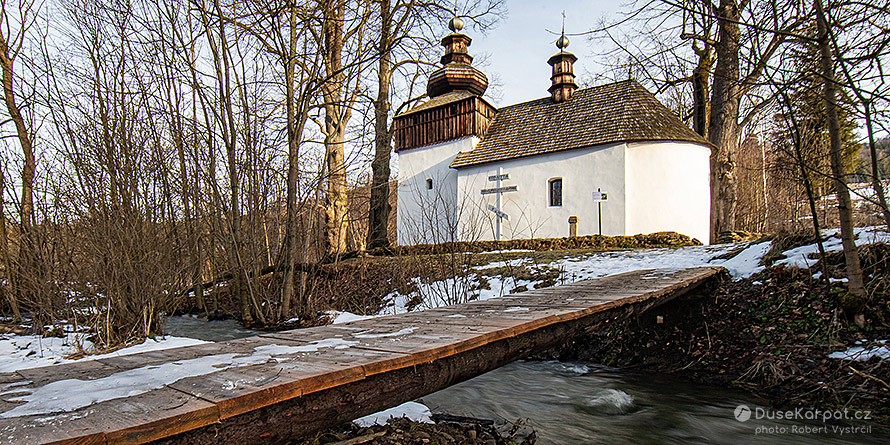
568,216,578,237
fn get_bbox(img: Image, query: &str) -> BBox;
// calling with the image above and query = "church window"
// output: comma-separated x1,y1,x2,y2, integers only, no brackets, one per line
426,178,433,190
549,178,562,207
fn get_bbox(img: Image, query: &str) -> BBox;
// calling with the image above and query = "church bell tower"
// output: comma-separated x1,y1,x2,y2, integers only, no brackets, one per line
548,25,578,103
393,16,497,152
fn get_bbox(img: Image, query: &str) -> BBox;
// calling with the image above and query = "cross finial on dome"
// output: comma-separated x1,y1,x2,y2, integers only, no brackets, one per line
448,1,463,31
556,11,570,50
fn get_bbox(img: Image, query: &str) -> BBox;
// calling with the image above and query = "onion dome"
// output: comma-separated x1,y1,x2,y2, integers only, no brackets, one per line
427,17,489,98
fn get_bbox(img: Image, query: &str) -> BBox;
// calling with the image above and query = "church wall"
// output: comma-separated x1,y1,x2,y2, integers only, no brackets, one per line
625,141,711,244
396,136,479,245
455,143,627,241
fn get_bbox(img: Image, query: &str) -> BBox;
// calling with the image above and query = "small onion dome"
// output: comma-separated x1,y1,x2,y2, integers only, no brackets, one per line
427,19,488,98
449,16,464,32
556,34,570,50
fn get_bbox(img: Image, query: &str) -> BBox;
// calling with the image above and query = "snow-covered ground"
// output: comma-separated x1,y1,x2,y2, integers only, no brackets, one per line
329,244,737,324
777,226,890,269
327,226,890,327
2,226,889,425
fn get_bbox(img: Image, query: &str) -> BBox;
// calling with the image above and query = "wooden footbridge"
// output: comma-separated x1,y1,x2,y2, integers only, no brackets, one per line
0,267,724,444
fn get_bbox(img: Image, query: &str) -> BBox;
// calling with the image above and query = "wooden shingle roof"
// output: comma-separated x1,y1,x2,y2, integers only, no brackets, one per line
450,79,711,168
397,90,491,118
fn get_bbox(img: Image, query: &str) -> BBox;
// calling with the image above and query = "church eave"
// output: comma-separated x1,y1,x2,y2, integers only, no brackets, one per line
450,137,715,169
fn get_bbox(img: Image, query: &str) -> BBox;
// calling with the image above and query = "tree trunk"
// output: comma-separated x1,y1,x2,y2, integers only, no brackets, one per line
692,44,713,138
815,0,866,318
863,101,890,230
0,164,20,320
0,31,36,319
707,0,741,243
0,37,34,233
185,15,212,318
0,33,36,295
201,0,253,326
776,83,832,285
322,0,351,257
174,107,204,313
324,124,349,257
281,6,300,320
367,0,393,250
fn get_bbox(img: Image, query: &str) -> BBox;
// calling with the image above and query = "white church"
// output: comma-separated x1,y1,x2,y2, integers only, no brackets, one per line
395,19,712,245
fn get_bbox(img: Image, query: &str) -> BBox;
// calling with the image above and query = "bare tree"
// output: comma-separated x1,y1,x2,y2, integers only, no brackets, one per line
816,0,865,323
767,66,831,283
680,1,715,137
824,0,890,230
0,0,41,314
0,158,19,320
193,0,263,326
317,0,372,257
367,0,398,250
366,0,504,249
0,0,38,233
591,1,806,241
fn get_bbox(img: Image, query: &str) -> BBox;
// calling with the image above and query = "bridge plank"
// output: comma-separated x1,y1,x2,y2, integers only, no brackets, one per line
99,387,219,444
168,347,408,419
264,320,521,366
14,359,119,387
95,341,254,372
0,387,217,445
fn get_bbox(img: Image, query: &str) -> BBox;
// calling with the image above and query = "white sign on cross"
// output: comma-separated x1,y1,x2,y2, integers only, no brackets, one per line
593,188,608,236
481,167,517,241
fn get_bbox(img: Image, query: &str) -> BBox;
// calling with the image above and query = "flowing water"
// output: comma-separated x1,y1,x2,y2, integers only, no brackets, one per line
420,361,886,444
162,314,262,342
163,316,886,444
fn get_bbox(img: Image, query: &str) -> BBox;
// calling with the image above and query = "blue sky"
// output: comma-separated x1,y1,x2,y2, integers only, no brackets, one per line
467,0,618,106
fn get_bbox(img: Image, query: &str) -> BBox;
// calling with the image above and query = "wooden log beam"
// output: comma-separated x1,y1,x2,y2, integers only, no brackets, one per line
155,267,726,444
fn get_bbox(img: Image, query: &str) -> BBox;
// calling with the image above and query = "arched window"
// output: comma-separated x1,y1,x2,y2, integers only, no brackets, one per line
549,178,562,207
426,178,433,190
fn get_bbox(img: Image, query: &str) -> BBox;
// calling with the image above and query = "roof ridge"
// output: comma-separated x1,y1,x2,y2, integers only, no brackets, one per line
451,77,711,169
493,78,641,112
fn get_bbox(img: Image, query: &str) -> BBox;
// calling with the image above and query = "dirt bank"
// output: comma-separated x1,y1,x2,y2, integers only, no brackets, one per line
544,243,890,421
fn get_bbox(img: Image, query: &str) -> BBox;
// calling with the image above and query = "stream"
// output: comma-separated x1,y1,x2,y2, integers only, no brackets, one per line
163,315,886,444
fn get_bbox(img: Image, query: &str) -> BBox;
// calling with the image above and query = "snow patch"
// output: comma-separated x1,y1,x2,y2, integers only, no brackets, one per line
828,340,889,362
0,334,207,373
778,227,890,269
327,311,376,325
0,338,356,418
353,401,432,427
354,327,417,338
719,241,772,279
